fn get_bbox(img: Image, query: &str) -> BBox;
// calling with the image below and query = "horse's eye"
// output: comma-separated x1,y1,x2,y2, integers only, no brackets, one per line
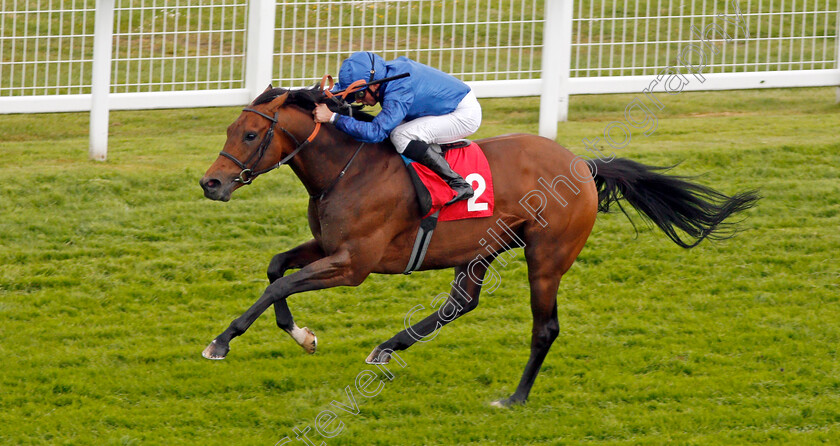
245,132,257,141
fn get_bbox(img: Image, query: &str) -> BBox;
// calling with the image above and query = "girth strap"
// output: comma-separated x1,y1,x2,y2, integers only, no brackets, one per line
403,210,441,274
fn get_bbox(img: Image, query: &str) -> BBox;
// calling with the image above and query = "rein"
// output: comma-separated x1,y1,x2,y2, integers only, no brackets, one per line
219,106,364,200
311,141,365,201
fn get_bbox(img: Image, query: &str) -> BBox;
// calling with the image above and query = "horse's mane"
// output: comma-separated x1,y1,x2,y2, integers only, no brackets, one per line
251,85,325,112
250,84,377,136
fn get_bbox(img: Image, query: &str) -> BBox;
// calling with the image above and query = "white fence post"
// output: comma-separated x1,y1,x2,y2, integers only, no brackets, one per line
836,10,840,104
89,0,115,161
538,0,573,139
245,0,277,99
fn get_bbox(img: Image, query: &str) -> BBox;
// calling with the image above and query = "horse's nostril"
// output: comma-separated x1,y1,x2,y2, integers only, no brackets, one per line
201,178,221,190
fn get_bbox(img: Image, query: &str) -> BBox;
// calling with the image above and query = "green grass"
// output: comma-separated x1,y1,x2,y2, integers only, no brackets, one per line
1,87,839,445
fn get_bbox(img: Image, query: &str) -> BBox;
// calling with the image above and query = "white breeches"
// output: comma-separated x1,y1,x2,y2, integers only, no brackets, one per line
389,90,482,153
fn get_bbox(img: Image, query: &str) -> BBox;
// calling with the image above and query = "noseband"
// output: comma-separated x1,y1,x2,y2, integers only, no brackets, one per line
218,108,321,185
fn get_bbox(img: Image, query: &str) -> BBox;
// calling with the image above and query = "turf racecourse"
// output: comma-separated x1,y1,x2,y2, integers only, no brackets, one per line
1,88,838,445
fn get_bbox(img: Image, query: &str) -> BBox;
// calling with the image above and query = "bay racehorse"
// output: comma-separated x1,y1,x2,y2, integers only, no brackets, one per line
199,85,758,406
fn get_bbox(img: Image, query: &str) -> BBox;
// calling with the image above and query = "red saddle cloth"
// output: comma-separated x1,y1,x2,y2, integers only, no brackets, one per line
404,141,495,221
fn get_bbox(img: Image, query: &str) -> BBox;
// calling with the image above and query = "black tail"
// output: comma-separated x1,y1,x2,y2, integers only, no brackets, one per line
590,157,760,248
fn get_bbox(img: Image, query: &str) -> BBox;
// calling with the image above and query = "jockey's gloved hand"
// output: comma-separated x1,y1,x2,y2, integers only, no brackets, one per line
326,101,375,123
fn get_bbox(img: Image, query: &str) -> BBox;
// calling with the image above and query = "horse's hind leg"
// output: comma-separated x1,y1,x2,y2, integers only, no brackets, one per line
493,230,588,407
491,271,560,407
268,239,324,354
367,261,489,364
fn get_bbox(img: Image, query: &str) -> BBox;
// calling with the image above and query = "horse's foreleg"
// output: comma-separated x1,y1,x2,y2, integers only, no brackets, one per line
273,300,318,354
366,261,488,364
267,239,325,354
267,239,325,283
203,249,367,360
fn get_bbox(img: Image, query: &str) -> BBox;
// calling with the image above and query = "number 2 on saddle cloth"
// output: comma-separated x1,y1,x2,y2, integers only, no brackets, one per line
402,140,495,221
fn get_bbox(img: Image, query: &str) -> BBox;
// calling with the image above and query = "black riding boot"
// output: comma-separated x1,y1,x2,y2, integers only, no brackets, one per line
404,140,474,205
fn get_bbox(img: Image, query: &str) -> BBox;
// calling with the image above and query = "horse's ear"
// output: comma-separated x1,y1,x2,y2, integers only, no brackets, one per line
264,83,273,92
266,91,289,110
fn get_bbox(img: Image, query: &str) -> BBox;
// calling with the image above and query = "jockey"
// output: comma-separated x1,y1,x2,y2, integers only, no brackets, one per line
313,51,482,204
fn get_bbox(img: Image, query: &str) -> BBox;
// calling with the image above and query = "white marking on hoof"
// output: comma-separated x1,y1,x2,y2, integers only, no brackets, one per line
304,328,317,355
489,400,508,409
365,347,390,365
202,340,226,360
288,324,317,354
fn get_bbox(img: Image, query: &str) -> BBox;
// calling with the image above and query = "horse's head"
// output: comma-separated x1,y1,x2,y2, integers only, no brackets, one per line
200,85,322,201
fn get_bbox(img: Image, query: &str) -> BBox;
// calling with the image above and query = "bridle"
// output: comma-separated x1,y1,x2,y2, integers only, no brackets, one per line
218,107,320,185
218,106,365,200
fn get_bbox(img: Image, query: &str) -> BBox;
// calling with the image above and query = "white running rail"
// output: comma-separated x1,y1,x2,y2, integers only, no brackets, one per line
0,0,837,157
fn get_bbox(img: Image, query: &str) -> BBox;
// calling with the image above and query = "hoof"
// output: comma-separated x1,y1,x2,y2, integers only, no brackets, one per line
489,396,525,408
288,325,318,355
300,327,317,355
365,346,391,365
202,340,229,360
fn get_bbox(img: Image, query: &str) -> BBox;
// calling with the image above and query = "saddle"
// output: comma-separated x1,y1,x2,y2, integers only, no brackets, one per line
402,140,494,220
401,140,495,273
